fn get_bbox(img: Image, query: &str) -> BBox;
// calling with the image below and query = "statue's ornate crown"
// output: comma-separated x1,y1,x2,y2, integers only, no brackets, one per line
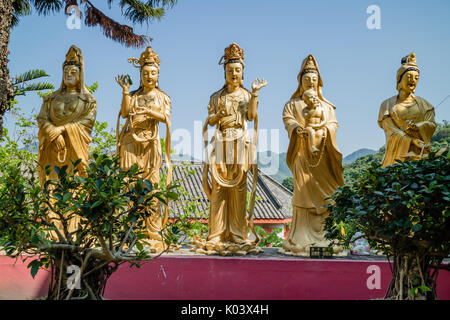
63,45,82,69
219,42,245,65
397,51,420,85
304,56,317,70
401,52,417,66
128,46,160,68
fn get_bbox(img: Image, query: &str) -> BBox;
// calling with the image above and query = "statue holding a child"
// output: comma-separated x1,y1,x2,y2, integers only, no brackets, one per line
280,54,345,257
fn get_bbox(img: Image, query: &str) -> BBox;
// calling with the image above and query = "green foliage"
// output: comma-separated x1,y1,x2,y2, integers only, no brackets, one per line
326,150,450,259
86,81,99,94
0,153,180,274
431,120,450,151
0,94,181,297
90,121,117,156
0,107,38,173
255,226,284,248
282,176,293,192
343,148,384,185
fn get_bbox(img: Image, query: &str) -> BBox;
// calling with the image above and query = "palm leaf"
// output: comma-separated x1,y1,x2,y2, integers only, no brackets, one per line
11,69,50,86
120,0,165,25
15,82,55,96
11,0,31,28
30,0,64,15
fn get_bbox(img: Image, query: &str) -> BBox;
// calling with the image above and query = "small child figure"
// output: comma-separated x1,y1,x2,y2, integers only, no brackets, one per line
301,89,327,155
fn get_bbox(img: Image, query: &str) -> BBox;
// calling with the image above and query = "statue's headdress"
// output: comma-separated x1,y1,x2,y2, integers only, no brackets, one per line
396,52,420,90
63,46,82,70
219,42,245,68
298,55,319,80
128,46,160,69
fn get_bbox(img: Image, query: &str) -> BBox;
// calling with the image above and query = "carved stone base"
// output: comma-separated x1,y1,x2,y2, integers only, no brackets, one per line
142,239,182,253
190,239,264,256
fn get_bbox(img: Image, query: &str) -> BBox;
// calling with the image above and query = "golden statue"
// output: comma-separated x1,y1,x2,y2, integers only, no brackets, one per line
193,43,267,256
378,52,436,167
279,54,345,257
37,45,97,236
115,46,172,252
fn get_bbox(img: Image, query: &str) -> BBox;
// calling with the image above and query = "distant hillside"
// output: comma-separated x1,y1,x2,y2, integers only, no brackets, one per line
258,151,291,184
343,148,377,164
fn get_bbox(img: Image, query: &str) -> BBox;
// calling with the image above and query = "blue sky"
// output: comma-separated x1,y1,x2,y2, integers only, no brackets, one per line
6,0,450,158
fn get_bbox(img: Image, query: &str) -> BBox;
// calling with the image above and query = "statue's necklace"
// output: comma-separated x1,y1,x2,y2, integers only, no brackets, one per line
137,94,156,106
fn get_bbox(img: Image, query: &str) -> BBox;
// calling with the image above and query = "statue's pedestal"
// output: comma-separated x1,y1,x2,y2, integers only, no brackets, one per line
1,248,449,300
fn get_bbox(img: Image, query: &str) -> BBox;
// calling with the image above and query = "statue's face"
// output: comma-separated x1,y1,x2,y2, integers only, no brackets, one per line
301,72,318,93
63,65,80,88
225,62,243,86
303,91,319,107
141,65,159,89
399,70,419,94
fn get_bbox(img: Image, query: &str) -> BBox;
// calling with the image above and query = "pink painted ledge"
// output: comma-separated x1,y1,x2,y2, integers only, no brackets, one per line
1,254,449,300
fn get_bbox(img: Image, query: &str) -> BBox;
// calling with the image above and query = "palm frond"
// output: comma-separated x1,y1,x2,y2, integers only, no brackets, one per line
11,69,50,86
146,0,177,8
30,0,64,15
64,0,79,15
84,2,150,48
11,0,31,28
120,0,165,25
15,82,55,96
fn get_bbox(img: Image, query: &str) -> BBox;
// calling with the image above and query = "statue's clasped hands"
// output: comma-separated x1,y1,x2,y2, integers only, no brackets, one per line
406,120,419,132
296,127,309,137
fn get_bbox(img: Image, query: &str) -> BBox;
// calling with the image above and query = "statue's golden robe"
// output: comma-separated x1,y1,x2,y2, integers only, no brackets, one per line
378,95,436,167
282,97,344,253
37,92,96,184
117,88,171,241
205,87,255,244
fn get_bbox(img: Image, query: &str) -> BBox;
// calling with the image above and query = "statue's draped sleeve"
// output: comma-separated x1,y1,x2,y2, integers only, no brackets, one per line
283,99,303,171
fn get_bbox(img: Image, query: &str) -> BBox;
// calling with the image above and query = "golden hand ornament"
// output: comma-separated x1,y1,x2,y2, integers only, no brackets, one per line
251,78,268,93
115,74,131,93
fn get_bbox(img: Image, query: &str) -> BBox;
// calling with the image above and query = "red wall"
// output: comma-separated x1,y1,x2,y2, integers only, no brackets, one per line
1,255,449,300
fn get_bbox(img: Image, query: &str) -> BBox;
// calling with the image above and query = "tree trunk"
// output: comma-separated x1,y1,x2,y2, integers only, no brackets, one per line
0,0,14,139
47,250,118,300
385,252,439,300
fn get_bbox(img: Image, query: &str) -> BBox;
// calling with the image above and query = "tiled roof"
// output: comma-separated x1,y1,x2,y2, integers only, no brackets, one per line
164,161,293,221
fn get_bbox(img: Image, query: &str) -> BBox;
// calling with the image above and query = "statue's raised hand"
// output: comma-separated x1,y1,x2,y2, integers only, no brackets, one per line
115,74,131,93
251,78,268,93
